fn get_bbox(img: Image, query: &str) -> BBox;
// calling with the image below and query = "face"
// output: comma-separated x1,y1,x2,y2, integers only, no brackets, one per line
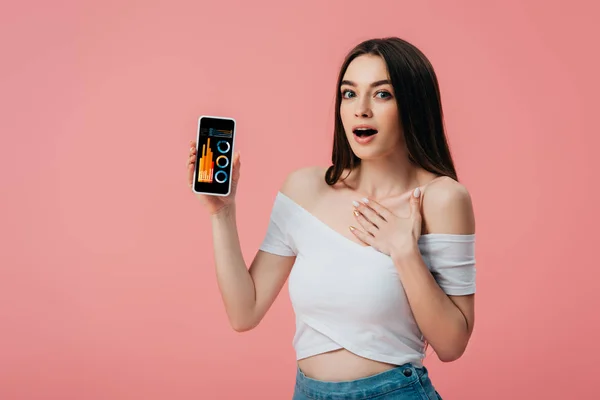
339,54,403,160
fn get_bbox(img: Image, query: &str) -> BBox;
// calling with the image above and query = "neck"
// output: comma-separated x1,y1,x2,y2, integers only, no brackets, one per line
347,151,420,200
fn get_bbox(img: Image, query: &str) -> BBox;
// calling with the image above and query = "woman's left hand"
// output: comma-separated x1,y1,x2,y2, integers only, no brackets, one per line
350,187,423,259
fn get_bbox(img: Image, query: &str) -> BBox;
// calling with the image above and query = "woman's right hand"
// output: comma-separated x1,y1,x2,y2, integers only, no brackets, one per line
187,140,241,216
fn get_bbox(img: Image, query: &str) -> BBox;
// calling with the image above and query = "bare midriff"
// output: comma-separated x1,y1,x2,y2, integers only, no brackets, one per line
297,349,399,382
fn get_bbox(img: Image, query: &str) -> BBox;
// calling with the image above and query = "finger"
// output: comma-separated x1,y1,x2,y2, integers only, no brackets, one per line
410,187,422,218
349,226,373,246
359,198,393,221
353,200,385,227
231,151,241,181
187,154,195,168
188,163,194,187
353,209,377,235
187,141,197,187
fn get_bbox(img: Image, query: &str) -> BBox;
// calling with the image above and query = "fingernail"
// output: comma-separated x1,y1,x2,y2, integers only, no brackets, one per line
353,210,359,217
349,226,355,231
413,187,421,198
361,197,369,203
352,200,360,207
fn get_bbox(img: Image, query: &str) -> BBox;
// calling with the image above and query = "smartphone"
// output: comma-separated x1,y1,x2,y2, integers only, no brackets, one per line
192,115,236,196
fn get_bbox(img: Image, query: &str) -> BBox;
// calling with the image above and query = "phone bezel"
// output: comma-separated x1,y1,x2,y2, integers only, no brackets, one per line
192,115,236,197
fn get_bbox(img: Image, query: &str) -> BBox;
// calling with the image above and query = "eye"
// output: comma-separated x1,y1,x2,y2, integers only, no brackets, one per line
375,91,392,99
341,89,355,99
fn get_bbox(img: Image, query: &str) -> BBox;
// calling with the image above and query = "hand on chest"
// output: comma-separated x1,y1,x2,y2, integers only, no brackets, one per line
308,194,413,248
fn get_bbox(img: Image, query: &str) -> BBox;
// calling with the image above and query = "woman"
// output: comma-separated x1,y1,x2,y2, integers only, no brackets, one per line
186,37,476,400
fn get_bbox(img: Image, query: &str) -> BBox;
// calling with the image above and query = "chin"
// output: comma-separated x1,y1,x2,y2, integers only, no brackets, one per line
350,146,389,161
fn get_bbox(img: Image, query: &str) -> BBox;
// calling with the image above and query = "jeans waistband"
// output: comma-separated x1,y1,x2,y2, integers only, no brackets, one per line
295,363,427,400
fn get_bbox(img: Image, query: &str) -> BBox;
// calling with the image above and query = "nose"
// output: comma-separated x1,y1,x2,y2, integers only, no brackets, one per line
354,99,372,118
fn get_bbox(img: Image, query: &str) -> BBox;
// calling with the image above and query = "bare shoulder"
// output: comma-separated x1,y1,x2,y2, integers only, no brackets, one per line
421,176,475,235
280,166,328,205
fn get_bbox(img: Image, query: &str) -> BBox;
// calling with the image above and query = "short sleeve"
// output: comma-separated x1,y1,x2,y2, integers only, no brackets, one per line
259,193,297,257
418,234,476,295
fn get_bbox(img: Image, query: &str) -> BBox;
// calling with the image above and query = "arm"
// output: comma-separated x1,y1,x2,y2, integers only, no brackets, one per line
210,166,321,332
392,181,476,362
188,145,297,332
211,205,295,332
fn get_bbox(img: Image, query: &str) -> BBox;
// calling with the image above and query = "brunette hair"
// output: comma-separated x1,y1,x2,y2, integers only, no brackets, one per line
325,37,458,185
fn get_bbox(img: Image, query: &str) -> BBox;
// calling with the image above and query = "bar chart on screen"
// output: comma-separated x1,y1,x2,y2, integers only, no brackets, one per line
198,138,215,183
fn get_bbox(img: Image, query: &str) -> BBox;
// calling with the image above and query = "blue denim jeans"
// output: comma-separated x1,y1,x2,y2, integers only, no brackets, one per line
292,363,442,400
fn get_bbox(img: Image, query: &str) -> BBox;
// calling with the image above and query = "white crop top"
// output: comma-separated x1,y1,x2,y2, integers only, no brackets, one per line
259,191,476,368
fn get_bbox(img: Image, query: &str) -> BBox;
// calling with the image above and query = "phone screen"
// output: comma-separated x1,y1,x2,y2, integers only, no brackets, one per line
193,116,235,196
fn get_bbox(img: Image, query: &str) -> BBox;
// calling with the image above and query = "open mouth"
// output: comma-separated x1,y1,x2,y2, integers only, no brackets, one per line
353,128,378,137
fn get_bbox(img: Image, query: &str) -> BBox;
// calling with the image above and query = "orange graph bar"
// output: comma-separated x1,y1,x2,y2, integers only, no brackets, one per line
198,138,214,183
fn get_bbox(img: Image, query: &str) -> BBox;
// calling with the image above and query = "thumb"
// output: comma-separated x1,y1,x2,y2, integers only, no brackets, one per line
410,187,422,218
232,150,241,181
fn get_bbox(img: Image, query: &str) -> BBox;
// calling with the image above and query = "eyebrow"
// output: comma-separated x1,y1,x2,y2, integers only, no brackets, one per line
340,79,391,88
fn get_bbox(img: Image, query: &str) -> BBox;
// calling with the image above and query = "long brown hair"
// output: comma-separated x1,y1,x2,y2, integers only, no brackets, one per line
325,37,458,185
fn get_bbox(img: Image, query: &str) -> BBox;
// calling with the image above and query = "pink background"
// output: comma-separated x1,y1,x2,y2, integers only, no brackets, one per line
1,0,598,399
